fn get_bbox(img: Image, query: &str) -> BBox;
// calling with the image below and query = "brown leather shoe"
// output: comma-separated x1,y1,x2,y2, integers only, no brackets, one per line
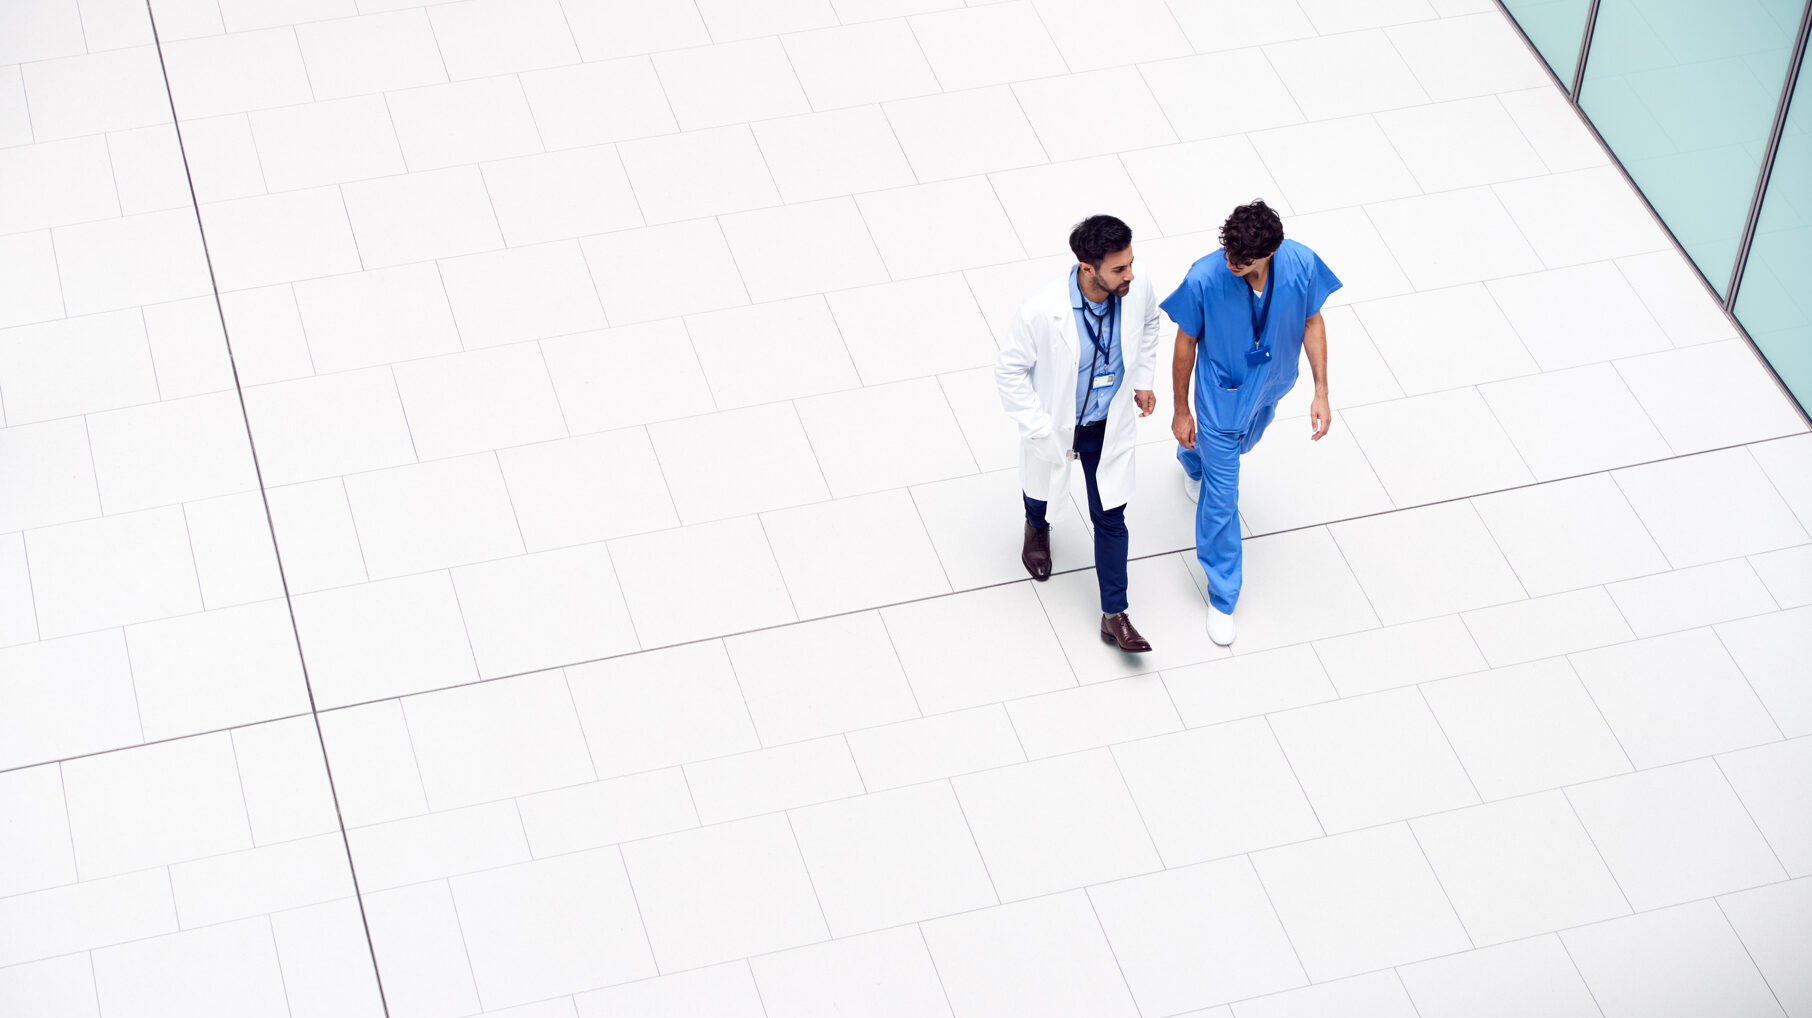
1100,612,1152,653
1022,522,1052,580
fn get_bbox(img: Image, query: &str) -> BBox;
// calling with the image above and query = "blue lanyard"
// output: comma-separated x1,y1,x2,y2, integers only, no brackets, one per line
1080,295,1117,360
1244,280,1273,349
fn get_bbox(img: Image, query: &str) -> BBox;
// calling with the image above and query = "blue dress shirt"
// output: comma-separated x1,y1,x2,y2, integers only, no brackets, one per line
1070,266,1124,426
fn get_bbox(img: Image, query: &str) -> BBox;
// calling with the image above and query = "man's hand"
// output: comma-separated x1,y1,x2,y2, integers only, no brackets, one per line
1134,390,1156,417
1309,393,1331,441
1172,410,1196,450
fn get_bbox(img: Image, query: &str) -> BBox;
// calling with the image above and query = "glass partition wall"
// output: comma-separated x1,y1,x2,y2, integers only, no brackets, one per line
1499,0,1812,414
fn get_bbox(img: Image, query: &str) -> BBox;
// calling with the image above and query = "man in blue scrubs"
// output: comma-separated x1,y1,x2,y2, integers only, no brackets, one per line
1164,201,1339,646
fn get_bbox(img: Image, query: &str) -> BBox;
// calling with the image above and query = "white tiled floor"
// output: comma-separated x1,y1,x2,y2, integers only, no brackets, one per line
2,0,1809,1015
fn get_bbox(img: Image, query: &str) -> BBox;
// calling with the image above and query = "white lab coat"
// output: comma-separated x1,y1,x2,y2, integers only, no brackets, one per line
994,271,1162,510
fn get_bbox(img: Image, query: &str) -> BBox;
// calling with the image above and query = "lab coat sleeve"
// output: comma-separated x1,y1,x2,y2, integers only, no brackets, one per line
995,305,1054,442
1132,279,1160,390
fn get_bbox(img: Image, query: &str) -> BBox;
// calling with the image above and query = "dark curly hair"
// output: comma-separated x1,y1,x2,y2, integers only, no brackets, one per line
1220,200,1284,266
1068,214,1134,268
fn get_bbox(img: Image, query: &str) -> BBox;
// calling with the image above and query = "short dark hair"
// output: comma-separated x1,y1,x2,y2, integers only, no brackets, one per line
1069,214,1134,268
1220,200,1284,265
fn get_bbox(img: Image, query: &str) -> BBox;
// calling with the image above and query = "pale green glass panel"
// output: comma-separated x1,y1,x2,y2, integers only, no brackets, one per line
1580,0,1802,296
1734,39,1811,413
1503,0,1593,85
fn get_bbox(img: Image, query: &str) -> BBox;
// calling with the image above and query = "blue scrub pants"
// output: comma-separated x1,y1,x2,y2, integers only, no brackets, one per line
1177,427,1243,614
1023,420,1129,614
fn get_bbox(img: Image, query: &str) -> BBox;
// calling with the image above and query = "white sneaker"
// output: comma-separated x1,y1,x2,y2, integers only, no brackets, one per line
1183,472,1201,503
1207,605,1236,646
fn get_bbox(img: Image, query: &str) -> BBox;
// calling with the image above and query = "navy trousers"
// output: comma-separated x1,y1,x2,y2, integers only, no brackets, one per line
1023,420,1130,614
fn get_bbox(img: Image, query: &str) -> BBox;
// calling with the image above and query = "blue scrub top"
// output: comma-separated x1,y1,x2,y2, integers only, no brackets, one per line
1070,266,1124,426
1160,238,1340,449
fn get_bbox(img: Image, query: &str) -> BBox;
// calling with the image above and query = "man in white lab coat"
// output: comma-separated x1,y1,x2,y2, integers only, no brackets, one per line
995,215,1162,652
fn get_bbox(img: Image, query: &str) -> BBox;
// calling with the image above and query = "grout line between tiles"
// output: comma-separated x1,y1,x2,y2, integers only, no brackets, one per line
1713,895,1795,1018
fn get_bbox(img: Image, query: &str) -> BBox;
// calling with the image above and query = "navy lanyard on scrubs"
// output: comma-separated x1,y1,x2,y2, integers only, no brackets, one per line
1244,279,1274,370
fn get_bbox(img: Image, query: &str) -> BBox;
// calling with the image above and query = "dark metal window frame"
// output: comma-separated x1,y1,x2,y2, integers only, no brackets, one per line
1496,0,1812,423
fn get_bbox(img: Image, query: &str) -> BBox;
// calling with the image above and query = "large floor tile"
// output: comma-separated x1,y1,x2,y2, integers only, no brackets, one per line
392,345,568,461
292,572,479,706
1269,687,1479,832
518,58,676,149
608,517,797,647
498,430,680,551
1494,166,1672,267
1123,135,1284,236
921,892,1139,1018
883,86,1046,183
361,882,480,1018
1613,449,1808,568
426,0,577,79
449,849,654,1009
1615,341,1807,455
721,198,890,303
481,147,645,247
1472,473,1669,595
1251,116,1419,214
857,178,1027,279
340,166,504,268
907,2,1066,91
61,733,251,879
574,964,764,1018
1561,900,1788,1018
751,926,954,1018
0,310,158,426
541,320,717,434
1718,738,1812,878
1006,675,1181,759
578,219,750,326
1607,559,1779,638
1091,857,1308,1015
846,705,1027,792
1480,363,1674,480
797,377,976,497
1571,629,1782,768
879,581,1076,715
783,18,939,110
1413,791,1630,944
1398,935,1604,1018
1114,717,1324,864
1251,823,1471,982
1353,283,1537,394
449,545,640,678
648,402,831,525
1313,615,1486,697
123,601,308,742
1331,500,1527,624
753,106,917,204
1376,96,1547,192
989,157,1158,258
1718,608,1812,739
1018,67,1176,163
762,489,952,618
1718,878,1812,1018
1344,387,1534,507
565,641,760,778
952,749,1161,901
653,37,809,130
1385,11,1550,100
1486,262,1671,370
92,918,289,1018
683,297,860,410
1287,207,1415,306
617,126,781,225
621,814,829,972
1140,49,1305,140
826,274,997,386
723,611,920,746
1162,644,1337,728
1567,761,1787,911
342,454,524,579
790,782,997,935
25,507,201,639
1263,30,1429,119
1614,249,1737,348
1423,658,1631,798
1366,186,1545,290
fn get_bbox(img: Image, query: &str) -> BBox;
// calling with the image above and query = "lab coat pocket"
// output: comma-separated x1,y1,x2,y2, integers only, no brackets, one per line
1030,429,1067,464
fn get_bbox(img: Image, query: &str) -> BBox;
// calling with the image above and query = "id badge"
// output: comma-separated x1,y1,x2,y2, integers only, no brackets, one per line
1244,347,1271,369
1091,373,1115,390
